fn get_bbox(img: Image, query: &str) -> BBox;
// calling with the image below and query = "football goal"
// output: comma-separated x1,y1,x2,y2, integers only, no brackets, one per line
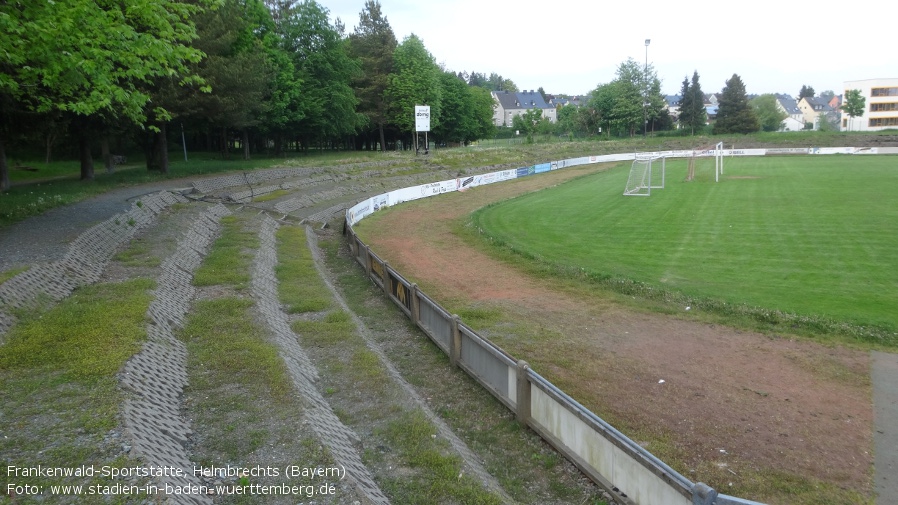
686,142,724,182
623,154,665,196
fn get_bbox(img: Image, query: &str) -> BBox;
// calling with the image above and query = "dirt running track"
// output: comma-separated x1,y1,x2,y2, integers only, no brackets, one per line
357,165,873,504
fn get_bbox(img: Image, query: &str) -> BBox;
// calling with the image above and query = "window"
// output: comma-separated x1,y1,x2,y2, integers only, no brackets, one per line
870,102,898,112
868,117,898,127
871,87,898,97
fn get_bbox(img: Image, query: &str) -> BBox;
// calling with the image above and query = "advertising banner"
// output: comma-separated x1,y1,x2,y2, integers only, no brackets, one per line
516,166,535,178
765,148,810,155
534,163,551,174
456,176,476,191
723,149,766,157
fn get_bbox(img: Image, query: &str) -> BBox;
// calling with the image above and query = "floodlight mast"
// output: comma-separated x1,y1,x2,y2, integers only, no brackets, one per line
643,39,650,138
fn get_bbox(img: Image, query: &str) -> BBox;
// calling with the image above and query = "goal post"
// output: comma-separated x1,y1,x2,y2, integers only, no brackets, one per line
686,144,724,182
623,154,665,196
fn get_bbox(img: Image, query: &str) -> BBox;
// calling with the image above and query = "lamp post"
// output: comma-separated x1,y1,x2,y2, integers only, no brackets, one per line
643,39,650,138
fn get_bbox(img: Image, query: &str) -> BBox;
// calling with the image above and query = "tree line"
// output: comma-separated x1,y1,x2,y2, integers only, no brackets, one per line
0,0,510,190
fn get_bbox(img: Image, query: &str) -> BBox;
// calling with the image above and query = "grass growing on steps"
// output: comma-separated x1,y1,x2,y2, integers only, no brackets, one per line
181,214,338,503
0,279,155,503
277,224,505,504
192,214,258,290
274,225,331,313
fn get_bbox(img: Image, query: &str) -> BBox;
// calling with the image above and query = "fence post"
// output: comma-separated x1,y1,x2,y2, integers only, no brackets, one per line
382,261,391,296
410,283,420,324
691,482,718,505
516,360,531,426
364,245,372,277
449,315,461,368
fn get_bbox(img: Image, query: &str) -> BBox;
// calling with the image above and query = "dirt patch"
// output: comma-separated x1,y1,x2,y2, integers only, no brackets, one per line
355,165,873,503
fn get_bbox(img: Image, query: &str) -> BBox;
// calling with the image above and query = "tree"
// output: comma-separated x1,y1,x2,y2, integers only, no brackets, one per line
281,1,361,150
187,0,275,161
819,90,836,102
434,73,495,144
798,85,816,100
677,71,707,135
713,74,760,134
841,89,865,131
0,0,207,189
751,94,788,132
587,59,661,137
347,1,397,151
385,34,441,143
511,108,544,143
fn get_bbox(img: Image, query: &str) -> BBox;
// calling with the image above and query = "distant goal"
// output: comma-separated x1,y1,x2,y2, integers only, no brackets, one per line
623,153,665,196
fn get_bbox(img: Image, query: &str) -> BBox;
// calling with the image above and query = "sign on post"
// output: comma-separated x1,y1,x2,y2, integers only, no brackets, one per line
415,105,431,132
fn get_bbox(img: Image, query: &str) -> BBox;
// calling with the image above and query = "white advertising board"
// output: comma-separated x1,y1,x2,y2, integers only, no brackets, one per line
415,105,431,132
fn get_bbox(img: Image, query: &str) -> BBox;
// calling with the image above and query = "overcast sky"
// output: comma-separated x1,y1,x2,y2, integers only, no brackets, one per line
325,0,895,98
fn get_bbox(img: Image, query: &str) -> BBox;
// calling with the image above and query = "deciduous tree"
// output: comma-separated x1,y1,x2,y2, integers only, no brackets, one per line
751,94,788,132
841,89,865,131
385,34,441,142
0,0,207,189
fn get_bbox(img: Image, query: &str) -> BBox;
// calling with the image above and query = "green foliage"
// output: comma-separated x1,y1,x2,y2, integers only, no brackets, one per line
281,1,362,144
713,74,760,134
752,94,788,132
678,71,707,135
386,34,442,133
841,89,866,128
588,58,664,137
0,279,153,379
798,85,815,99
347,0,398,150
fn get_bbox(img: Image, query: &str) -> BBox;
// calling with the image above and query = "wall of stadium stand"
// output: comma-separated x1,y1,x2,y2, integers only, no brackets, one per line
343,146,898,505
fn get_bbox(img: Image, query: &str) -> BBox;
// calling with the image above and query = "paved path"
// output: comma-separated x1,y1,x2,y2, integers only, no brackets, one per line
0,180,194,272
873,351,898,504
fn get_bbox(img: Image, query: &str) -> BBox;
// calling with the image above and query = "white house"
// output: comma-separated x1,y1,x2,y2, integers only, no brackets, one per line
492,90,557,127
841,78,898,131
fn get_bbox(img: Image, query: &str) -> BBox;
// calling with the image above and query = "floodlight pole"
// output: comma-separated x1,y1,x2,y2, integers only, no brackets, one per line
643,39,650,138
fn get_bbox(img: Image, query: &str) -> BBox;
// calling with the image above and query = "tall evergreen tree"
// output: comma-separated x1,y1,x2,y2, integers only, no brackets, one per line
677,71,706,135
713,74,760,134
347,1,396,151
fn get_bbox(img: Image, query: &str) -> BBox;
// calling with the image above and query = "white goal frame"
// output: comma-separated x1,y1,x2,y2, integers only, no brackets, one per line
623,154,665,196
714,141,724,182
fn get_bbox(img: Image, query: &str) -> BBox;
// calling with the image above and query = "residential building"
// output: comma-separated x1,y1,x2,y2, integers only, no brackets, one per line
774,94,803,123
491,90,557,127
842,78,898,131
798,97,836,130
664,95,681,122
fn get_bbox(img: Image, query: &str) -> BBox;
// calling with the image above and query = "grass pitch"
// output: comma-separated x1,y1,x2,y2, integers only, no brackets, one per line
473,154,898,338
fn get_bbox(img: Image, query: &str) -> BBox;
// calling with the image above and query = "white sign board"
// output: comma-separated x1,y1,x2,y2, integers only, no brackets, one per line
415,105,431,132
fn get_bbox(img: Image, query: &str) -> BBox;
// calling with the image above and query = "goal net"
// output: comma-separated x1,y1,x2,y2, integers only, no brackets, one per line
623,154,665,196
686,142,724,182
